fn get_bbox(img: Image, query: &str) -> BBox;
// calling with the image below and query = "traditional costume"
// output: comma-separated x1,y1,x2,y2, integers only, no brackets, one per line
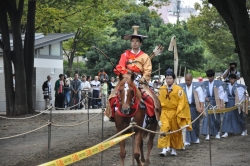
221,81,246,137
105,26,157,123
200,79,225,140
179,82,204,144
158,69,192,156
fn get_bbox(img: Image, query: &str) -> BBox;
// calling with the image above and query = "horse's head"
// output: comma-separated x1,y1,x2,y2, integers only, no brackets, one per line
116,74,140,115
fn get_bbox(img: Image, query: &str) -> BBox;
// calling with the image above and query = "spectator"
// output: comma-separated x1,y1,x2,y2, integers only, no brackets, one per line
54,74,64,109
86,76,92,108
81,75,91,108
42,75,52,109
222,62,240,82
64,75,71,108
90,76,101,108
98,69,109,81
116,76,120,84
110,77,116,92
70,73,82,110
100,80,108,108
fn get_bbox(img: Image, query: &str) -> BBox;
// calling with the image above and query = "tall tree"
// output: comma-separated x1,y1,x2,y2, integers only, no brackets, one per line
208,0,250,92
0,0,36,116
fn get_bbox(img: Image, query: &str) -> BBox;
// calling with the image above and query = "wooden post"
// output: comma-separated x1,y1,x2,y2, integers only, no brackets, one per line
168,36,178,83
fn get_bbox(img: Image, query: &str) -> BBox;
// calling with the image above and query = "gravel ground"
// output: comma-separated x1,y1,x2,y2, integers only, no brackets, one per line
0,112,250,166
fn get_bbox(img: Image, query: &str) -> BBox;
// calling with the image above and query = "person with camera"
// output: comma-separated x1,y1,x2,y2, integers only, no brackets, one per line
222,62,240,82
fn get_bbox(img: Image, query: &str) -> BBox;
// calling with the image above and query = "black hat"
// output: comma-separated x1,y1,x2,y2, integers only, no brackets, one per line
165,68,176,79
122,26,148,41
59,74,64,78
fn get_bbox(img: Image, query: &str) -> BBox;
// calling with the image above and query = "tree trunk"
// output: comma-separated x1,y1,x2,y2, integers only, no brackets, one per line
209,0,250,93
8,2,28,116
227,0,250,92
24,0,36,113
0,4,15,116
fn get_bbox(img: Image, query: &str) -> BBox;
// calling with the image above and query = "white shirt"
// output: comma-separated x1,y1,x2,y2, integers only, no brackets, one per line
81,81,91,91
223,69,240,81
206,80,225,100
90,80,101,90
186,84,205,104
186,85,193,104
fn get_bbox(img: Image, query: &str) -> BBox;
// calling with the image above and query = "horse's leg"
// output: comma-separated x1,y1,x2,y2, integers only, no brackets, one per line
134,131,144,166
140,139,145,163
145,123,157,166
119,140,126,166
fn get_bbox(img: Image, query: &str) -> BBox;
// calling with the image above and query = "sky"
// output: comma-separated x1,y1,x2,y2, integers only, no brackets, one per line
180,0,201,8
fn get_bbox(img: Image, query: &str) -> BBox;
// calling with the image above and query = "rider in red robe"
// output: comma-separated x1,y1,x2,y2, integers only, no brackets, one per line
105,26,156,123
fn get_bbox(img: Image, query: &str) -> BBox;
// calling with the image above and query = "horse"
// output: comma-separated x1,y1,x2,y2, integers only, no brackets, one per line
113,73,161,166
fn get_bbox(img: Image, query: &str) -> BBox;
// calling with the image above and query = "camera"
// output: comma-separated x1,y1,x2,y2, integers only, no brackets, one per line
230,66,235,71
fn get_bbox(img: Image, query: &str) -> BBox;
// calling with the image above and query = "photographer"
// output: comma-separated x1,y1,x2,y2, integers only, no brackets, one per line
222,62,240,82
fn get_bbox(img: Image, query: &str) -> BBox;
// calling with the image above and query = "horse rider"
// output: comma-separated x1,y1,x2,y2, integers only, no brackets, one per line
105,25,160,123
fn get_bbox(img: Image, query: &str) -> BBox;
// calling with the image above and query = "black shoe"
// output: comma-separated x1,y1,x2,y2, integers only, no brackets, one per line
109,117,115,122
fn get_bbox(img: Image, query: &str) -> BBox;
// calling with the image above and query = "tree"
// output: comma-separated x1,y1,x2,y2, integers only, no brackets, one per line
84,12,205,77
207,0,250,92
35,0,147,77
0,0,36,116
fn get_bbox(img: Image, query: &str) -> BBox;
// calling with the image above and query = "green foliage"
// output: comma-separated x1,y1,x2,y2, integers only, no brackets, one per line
84,12,205,77
63,60,87,77
187,1,240,71
189,70,206,78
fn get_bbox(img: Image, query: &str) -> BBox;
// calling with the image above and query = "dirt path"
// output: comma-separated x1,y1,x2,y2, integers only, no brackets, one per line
0,113,250,166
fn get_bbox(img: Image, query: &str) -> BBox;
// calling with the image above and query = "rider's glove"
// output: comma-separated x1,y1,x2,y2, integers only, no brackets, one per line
158,120,162,127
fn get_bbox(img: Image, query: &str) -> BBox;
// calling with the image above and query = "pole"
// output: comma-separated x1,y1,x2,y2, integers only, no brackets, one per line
179,65,181,77
48,104,52,160
184,67,186,77
208,105,212,166
87,93,89,134
131,120,135,166
100,95,104,166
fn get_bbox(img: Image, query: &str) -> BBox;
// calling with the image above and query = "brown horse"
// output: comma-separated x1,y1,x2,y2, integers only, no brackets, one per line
113,74,161,166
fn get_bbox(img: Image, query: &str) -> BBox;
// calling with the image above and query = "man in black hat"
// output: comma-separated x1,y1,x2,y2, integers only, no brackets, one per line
105,25,160,123
222,62,240,82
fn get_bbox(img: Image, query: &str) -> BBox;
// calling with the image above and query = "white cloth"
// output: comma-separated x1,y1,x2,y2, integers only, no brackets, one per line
186,85,193,104
207,80,224,100
90,80,101,90
196,86,205,102
81,81,91,91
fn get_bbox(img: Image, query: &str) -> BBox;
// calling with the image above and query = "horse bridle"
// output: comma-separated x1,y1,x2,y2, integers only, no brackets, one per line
116,83,138,115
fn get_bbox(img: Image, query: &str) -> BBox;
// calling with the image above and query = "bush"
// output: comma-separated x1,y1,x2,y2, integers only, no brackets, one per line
189,70,206,78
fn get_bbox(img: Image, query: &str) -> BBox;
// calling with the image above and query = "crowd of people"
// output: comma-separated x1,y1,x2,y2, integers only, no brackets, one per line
42,69,120,110
157,67,247,156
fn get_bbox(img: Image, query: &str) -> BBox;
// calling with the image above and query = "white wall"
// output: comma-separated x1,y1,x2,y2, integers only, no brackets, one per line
34,58,63,68
36,67,63,110
51,42,61,56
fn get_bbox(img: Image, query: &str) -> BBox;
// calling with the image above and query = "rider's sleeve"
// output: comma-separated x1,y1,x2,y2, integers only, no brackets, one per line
142,56,152,82
114,53,128,75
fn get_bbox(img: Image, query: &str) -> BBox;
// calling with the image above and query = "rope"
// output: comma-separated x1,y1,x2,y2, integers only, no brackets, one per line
52,110,104,127
0,106,53,120
102,125,133,143
0,122,50,140
54,96,87,110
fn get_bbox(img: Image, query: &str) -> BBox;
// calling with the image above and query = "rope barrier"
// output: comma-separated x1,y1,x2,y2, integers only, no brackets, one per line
0,122,50,140
52,110,104,127
0,106,53,120
54,96,88,110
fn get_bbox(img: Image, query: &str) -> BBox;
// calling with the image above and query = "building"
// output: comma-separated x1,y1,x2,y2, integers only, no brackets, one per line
0,33,74,112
